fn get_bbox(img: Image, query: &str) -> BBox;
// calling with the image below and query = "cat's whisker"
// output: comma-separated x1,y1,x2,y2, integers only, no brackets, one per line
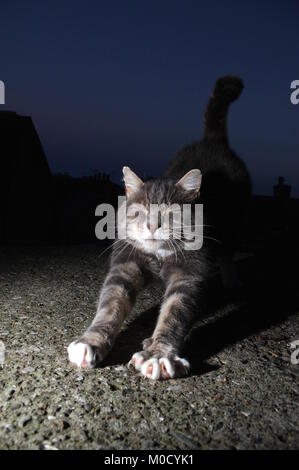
180,225,212,229
126,240,138,263
172,238,186,262
167,238,178,264
172,229,222,244
202,236,222,244
115,240,135,260
98,239,125,260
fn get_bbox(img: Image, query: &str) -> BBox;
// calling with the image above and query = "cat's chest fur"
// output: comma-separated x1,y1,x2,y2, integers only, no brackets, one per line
143,247,176,277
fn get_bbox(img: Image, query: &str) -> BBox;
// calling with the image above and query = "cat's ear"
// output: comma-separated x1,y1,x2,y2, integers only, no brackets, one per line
122,166,144,197
176,169,202,194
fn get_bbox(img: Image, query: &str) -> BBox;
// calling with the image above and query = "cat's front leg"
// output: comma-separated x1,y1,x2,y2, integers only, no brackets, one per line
130,267,199,380
68,260,144,368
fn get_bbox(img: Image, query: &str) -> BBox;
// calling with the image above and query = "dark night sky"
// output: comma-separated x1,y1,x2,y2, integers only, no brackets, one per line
1,0,298,195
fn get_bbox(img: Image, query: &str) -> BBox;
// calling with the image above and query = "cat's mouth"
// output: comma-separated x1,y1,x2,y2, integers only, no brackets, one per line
142,238,164,247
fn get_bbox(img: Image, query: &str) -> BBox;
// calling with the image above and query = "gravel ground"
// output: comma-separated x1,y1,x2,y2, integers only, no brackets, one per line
0,244,298,450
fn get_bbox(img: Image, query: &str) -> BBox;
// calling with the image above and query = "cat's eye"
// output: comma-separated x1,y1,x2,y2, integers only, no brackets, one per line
127,213,138,220
127,204,148,222
127,210,147,221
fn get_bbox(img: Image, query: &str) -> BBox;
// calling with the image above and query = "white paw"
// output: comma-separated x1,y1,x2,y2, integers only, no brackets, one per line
139,355,190,380
128,352,146,371
141,358,161,380
67,341,95,368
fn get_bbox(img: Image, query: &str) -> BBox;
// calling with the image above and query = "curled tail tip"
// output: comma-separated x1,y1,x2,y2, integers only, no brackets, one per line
213,75,244,103
203,76,244,139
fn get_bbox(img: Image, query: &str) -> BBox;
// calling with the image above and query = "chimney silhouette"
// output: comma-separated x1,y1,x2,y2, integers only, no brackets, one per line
273,176,291,201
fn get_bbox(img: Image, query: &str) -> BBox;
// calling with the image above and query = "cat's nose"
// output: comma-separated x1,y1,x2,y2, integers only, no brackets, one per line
147,222,156,234
147,215,161,234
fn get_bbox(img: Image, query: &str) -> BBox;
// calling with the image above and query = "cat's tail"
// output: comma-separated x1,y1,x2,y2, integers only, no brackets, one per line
203,76,243,140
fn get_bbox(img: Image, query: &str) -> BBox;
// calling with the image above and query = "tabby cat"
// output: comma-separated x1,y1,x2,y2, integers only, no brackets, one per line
68,76,251,380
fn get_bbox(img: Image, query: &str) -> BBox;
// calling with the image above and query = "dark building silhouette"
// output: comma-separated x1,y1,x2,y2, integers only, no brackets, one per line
53,172,122,243
0,111,53,244
273,176,291,200
241,176,298,247
272,176,292,230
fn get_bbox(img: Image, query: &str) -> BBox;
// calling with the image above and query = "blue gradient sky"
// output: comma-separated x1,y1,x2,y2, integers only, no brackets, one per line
1,0,298,195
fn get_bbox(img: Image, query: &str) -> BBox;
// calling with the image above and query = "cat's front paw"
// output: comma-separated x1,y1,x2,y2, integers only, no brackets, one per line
67,341,102,368
141,356,190,380
129,351,190,380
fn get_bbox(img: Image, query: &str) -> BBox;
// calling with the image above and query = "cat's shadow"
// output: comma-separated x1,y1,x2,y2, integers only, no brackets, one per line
102,251,299,377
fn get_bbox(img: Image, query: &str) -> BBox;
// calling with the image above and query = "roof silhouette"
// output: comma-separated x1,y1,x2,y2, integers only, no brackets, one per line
0,111,53,243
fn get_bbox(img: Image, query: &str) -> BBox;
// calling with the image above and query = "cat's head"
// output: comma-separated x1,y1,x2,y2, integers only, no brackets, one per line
120,166,202,255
